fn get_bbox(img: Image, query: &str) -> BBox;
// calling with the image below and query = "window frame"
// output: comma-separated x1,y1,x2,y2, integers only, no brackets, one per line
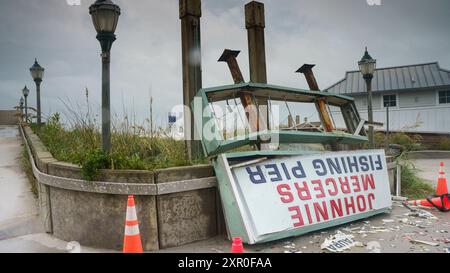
383,94,397,108
438,90,450,104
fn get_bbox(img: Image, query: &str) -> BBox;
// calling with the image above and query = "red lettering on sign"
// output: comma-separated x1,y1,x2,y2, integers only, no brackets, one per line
277,184,294,203
345,196,356,215
368,193,375,209
295,181,312,201
330,199,344,218
362,174,376,191
288,206,304,227
356,194,367,212
313,201,329,222
304,204,313,224
350,175,361,192
311,179,326,198
325,178,338,196
339,177,351,194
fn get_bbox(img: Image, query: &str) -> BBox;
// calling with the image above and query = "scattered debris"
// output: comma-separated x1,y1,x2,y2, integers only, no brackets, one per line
410,239,440,247
321,231,359,253
342,227,361,233
282,243,296,249
284,250,302,254
445,247,450,253
407,209,438,220
358,228,391,234
382,219,395,223
392,196,408,202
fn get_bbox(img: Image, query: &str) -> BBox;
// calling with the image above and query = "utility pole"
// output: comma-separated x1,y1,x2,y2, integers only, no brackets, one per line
179,0,203,161
385,104,390,152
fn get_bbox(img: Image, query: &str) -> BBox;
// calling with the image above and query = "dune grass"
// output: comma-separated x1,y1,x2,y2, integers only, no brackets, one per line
31,113,206,181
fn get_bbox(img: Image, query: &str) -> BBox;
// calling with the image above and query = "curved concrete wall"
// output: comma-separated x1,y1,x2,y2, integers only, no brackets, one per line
20,124,221,251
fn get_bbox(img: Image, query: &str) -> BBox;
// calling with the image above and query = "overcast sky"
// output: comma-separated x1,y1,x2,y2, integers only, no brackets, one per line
1,0,449,127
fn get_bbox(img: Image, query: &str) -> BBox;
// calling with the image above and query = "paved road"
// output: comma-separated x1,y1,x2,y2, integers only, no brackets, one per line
412,158,450,187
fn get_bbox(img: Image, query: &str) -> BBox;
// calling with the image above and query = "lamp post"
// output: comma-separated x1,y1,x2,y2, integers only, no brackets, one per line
358,47,377,149
89,0,121,153
30,59,45,126
22,86,30,123
19,97,24,122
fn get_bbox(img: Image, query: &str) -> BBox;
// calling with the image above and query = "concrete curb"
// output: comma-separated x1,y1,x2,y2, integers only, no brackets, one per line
406,150,450,159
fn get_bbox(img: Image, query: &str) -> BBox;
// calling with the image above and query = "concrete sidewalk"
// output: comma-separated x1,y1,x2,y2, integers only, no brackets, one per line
0,126,43,242
0,126,116,253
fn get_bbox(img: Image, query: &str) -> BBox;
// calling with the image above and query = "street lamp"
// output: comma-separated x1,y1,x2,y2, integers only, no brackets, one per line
30,59,45,126
22,86,30,123
89,0,121,153
358,47,377,149
19,97,24,122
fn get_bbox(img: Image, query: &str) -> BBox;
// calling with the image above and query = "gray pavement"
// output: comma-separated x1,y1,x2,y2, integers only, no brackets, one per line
0,126,114,253
0,125,449,253
412,158,450,187
0,126,44,248
160,202,450,253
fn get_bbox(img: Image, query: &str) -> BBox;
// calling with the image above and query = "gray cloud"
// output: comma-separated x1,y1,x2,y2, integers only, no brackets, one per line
0,0,449,126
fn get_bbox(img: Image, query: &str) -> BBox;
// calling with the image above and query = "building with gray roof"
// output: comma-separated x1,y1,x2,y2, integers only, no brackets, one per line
325,62,450,134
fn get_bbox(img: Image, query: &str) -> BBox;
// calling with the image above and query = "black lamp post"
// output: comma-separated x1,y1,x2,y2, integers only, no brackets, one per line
19,97,24,122
30,59,45,126
22,86,30,123
358,47,377,149
89,0,121,153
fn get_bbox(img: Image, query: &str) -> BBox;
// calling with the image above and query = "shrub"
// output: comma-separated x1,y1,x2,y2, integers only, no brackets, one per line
437,138,450,151
374,132,423,152
81,149,110,181
398,158,434,199
389,133,423,151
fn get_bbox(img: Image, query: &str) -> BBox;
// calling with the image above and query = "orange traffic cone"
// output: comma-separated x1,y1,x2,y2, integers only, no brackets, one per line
436,162,449,196
231,237,244,253
123,195,143,253
405,195,450,212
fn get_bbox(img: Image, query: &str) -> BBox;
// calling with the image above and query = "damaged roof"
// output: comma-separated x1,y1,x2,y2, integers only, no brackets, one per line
325,62,450,95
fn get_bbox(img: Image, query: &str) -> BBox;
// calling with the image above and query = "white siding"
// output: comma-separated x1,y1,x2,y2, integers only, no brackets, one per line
399,91,436,108
354,95,382,110
331,105,450,133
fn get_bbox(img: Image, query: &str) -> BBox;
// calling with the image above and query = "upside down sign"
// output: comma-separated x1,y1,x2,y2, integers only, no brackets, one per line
230,150,392,242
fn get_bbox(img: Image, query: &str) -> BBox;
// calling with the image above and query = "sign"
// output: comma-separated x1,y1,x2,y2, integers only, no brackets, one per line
168,113,177,124
216,149,392,244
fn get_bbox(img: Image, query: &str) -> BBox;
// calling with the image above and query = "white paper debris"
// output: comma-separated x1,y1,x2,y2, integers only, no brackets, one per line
407,209,438,220
410,239,440,247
